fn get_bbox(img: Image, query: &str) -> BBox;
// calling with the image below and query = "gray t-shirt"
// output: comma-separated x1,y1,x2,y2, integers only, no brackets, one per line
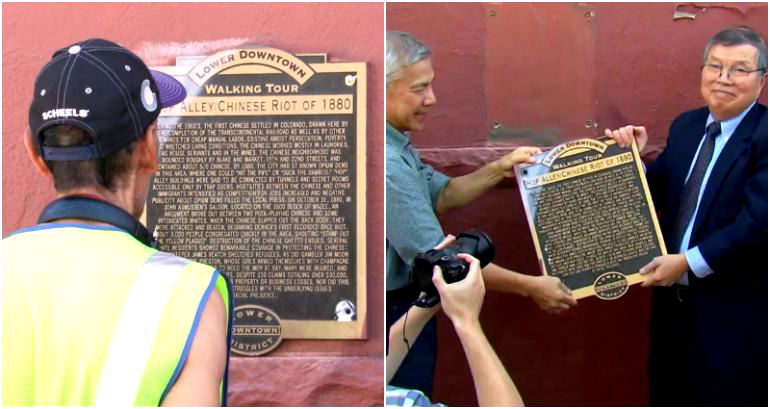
386,123,451,291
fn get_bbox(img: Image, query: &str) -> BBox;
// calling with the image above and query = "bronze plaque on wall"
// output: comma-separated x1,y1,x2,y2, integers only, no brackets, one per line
145,48,366,343
514,137,666,300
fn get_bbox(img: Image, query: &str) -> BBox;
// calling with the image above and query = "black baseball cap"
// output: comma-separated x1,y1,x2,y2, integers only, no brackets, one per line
28,38,186,161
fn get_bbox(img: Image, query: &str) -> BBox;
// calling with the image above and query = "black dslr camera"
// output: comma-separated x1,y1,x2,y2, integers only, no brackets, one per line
410,231,495,307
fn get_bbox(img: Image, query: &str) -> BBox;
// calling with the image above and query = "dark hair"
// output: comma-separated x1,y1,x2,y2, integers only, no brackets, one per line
705,26,768,73
41,125,136,192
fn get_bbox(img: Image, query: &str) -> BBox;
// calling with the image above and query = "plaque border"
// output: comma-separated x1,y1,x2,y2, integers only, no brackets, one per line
145,54,368,339
514,138,667,300
282,61,368,339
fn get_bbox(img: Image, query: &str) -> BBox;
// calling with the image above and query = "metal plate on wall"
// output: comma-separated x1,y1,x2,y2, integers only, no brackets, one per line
145,48,367,346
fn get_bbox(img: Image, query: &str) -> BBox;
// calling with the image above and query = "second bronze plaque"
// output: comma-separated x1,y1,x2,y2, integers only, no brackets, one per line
515,137,666,300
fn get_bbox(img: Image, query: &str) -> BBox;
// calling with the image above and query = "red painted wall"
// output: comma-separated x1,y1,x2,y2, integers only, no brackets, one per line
388,2,767,406
3,3,384,406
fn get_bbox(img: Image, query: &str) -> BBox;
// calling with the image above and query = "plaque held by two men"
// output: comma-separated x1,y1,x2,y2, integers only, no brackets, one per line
514,137,667,300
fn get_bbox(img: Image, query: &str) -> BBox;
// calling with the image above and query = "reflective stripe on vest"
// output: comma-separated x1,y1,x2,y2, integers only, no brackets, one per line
95,251,190,405
2,225,228,406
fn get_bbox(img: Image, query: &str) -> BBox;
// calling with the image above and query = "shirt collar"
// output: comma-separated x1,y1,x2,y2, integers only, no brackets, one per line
386,122,411,149
706,101,756,140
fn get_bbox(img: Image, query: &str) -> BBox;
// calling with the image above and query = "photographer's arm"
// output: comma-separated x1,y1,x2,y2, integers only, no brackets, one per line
455,319,523,407
386,304,440,383
482,263,576,314
386,234,456,383
435,255,523,407
435,147,540,215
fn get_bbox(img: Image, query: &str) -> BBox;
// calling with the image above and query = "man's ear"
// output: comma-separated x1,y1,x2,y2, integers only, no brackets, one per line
136,122,159,173
23,128,53,179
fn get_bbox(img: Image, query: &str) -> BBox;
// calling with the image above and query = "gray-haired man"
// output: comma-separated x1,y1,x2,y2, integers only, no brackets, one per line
385,31,576,395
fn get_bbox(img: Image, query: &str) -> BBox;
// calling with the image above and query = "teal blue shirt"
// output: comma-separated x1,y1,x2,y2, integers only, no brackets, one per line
386,123,451,291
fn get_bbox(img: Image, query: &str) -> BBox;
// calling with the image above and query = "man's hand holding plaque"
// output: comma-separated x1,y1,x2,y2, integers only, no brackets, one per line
604,125,648,151
495,147,542,178
638,254,689,287
524,275,576,313
604,126,692,289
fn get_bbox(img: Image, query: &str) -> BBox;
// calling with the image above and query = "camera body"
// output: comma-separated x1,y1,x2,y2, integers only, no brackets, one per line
411,231,495,300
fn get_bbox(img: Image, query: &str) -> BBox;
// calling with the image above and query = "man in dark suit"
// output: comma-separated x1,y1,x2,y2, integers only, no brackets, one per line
606,26,767,406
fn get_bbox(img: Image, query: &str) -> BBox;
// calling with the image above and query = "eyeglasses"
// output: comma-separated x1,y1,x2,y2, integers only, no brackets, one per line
702,63,765,80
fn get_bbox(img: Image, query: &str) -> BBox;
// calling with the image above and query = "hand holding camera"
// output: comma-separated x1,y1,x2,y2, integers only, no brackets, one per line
411,231,494,307
432,254,485,328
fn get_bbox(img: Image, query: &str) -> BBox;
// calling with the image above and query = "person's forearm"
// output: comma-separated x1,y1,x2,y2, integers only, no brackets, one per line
484,263,576,313
454,319,523,406
436,161,505,214
482,263,535,296
386,305,439,383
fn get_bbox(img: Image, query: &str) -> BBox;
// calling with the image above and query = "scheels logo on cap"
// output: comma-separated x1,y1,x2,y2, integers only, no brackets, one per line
41,108,90,120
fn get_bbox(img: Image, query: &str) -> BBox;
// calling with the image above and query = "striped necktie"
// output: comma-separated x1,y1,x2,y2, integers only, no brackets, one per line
670,121,722,251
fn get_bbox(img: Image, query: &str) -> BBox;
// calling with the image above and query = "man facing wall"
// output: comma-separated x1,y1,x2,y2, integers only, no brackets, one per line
2,38,231,406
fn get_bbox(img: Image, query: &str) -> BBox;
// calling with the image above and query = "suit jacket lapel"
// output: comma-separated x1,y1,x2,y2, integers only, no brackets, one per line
690,103,763,242
670,109,710,204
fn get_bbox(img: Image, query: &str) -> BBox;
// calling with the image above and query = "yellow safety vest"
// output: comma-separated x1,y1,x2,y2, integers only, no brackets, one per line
2,223,230,405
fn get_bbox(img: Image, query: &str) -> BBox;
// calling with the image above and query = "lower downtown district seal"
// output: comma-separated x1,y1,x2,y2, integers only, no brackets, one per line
231,304,282,356
593,271,629,300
